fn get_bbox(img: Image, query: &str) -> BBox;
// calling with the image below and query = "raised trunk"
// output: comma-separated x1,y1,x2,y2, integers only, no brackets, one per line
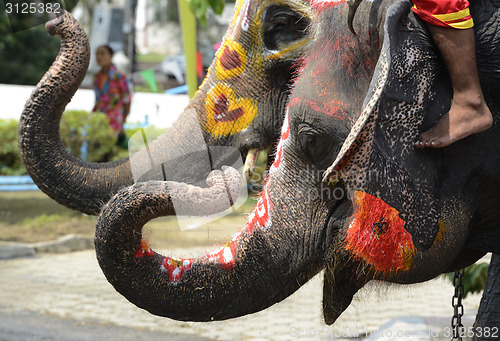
95,167,322,321
18,12,229,215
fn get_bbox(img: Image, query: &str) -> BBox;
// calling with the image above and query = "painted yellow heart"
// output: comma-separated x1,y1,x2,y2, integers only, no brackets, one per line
215,37,247,80
204,84,258,138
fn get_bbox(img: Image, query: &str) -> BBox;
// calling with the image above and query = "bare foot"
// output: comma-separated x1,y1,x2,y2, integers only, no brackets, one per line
415,94,493,149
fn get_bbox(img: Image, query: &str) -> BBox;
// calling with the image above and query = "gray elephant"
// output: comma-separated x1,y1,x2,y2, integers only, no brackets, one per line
93,0,500,329
18,0,313,215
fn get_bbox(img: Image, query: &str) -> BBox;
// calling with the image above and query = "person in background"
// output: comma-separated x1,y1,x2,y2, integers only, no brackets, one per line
93,45,132,139
413,0,492,149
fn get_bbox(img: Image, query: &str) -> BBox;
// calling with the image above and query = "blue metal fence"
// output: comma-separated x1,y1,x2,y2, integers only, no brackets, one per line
0,175,39,191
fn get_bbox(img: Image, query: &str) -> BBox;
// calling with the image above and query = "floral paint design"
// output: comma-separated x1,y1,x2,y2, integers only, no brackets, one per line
346,191,415,272
134,239,154,258
207,232,241,270
161,257,194,283
215,37,247,80
204,83,258,137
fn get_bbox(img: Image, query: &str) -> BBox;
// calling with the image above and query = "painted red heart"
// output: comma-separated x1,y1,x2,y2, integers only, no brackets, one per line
213,93,245,123
220,46,243,71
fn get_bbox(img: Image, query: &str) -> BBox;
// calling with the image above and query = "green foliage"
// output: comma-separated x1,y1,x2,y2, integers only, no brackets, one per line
0,12,60,85
137,53,166,64
187,0,225,26
126,125,165,142
0,119,26,175
0,113,167,175
60,110,118,162
448,262,489,298
21,213,68,229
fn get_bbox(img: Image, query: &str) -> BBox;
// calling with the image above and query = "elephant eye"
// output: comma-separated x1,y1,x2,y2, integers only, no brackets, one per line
263,5,310,51
297,124,334,168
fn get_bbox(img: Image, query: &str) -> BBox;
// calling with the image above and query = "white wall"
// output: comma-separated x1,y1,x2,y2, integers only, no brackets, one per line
1,84,188,129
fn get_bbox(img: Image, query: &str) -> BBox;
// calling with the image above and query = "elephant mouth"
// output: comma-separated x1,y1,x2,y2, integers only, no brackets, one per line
323,182,353,247
242,145,276,184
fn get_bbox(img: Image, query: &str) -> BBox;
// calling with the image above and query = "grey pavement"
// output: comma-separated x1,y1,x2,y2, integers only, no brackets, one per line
0,247,485,340
0,306,212,341
0,235,94,260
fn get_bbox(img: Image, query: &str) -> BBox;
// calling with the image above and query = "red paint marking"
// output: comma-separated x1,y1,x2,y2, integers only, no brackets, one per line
246,187,272,233
134,239,154,258
346,191,415,272
207,232,241,270
270,113,290,172
220,45,243,71
309,0,347,10
213,93,245,123
288,97,347,120
271,144,283,171
161,257,194,283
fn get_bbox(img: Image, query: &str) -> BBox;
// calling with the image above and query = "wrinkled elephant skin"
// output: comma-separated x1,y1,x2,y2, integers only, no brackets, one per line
95,0,500,326
18,0,313,215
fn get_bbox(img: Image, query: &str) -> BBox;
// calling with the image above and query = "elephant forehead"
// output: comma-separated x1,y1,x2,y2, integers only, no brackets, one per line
229,0,312,37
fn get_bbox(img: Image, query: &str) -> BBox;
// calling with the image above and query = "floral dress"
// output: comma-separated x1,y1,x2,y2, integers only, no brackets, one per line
93,65,132,134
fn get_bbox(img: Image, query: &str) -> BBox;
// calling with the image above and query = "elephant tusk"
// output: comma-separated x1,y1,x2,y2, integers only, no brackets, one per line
243,148,261,182
347,0,363,35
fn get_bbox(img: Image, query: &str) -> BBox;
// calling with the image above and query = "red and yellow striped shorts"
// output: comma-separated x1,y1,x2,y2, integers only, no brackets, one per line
412,0,473,29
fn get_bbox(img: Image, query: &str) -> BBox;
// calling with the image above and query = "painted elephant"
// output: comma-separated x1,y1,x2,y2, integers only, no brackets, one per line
18,0,313,215
94,0,500,327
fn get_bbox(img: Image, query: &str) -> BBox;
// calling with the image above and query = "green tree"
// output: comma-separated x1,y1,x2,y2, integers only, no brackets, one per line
0,11,59,85
187,0,226,26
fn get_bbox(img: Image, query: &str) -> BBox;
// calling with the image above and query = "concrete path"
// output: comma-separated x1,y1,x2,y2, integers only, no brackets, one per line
0,249,484,340
0,306,212,341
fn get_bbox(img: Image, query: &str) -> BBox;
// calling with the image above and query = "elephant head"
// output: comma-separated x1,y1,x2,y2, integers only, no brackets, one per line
94,0,500,326
18,0,313,215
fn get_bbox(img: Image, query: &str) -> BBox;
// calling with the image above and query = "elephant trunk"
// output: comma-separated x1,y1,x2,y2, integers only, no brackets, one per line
95,167,319,321
18,11,230,215
18,11,133,215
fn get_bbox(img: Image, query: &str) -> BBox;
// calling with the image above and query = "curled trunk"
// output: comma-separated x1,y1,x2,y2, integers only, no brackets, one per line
18,11,132,214
95,167,321,321
18,12,224,215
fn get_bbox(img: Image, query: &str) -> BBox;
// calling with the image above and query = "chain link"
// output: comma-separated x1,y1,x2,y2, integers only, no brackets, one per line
451,269,465,340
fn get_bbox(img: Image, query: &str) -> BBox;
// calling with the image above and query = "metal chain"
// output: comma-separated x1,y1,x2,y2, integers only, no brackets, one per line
451,269,465,340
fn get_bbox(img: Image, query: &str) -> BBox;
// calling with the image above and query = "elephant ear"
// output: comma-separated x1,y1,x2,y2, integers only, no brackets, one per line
324,0,450,251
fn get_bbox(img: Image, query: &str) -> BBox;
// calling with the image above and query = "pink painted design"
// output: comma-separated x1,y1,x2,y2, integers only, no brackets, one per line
309,0,347,10
134,239,154,258
288,97,348,120
161,257,194,283
207,232,241,270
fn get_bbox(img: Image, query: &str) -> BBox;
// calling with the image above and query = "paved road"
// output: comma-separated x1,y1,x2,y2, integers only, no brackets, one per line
0,250,484,340
0,307,212,341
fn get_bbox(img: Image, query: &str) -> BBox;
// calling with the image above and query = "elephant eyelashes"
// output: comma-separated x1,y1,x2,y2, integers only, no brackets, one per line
297,125,333,166
263,5,310,51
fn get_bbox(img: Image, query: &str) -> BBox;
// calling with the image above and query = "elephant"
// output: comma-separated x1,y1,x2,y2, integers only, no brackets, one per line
93,0,500,328
18,0,314,215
